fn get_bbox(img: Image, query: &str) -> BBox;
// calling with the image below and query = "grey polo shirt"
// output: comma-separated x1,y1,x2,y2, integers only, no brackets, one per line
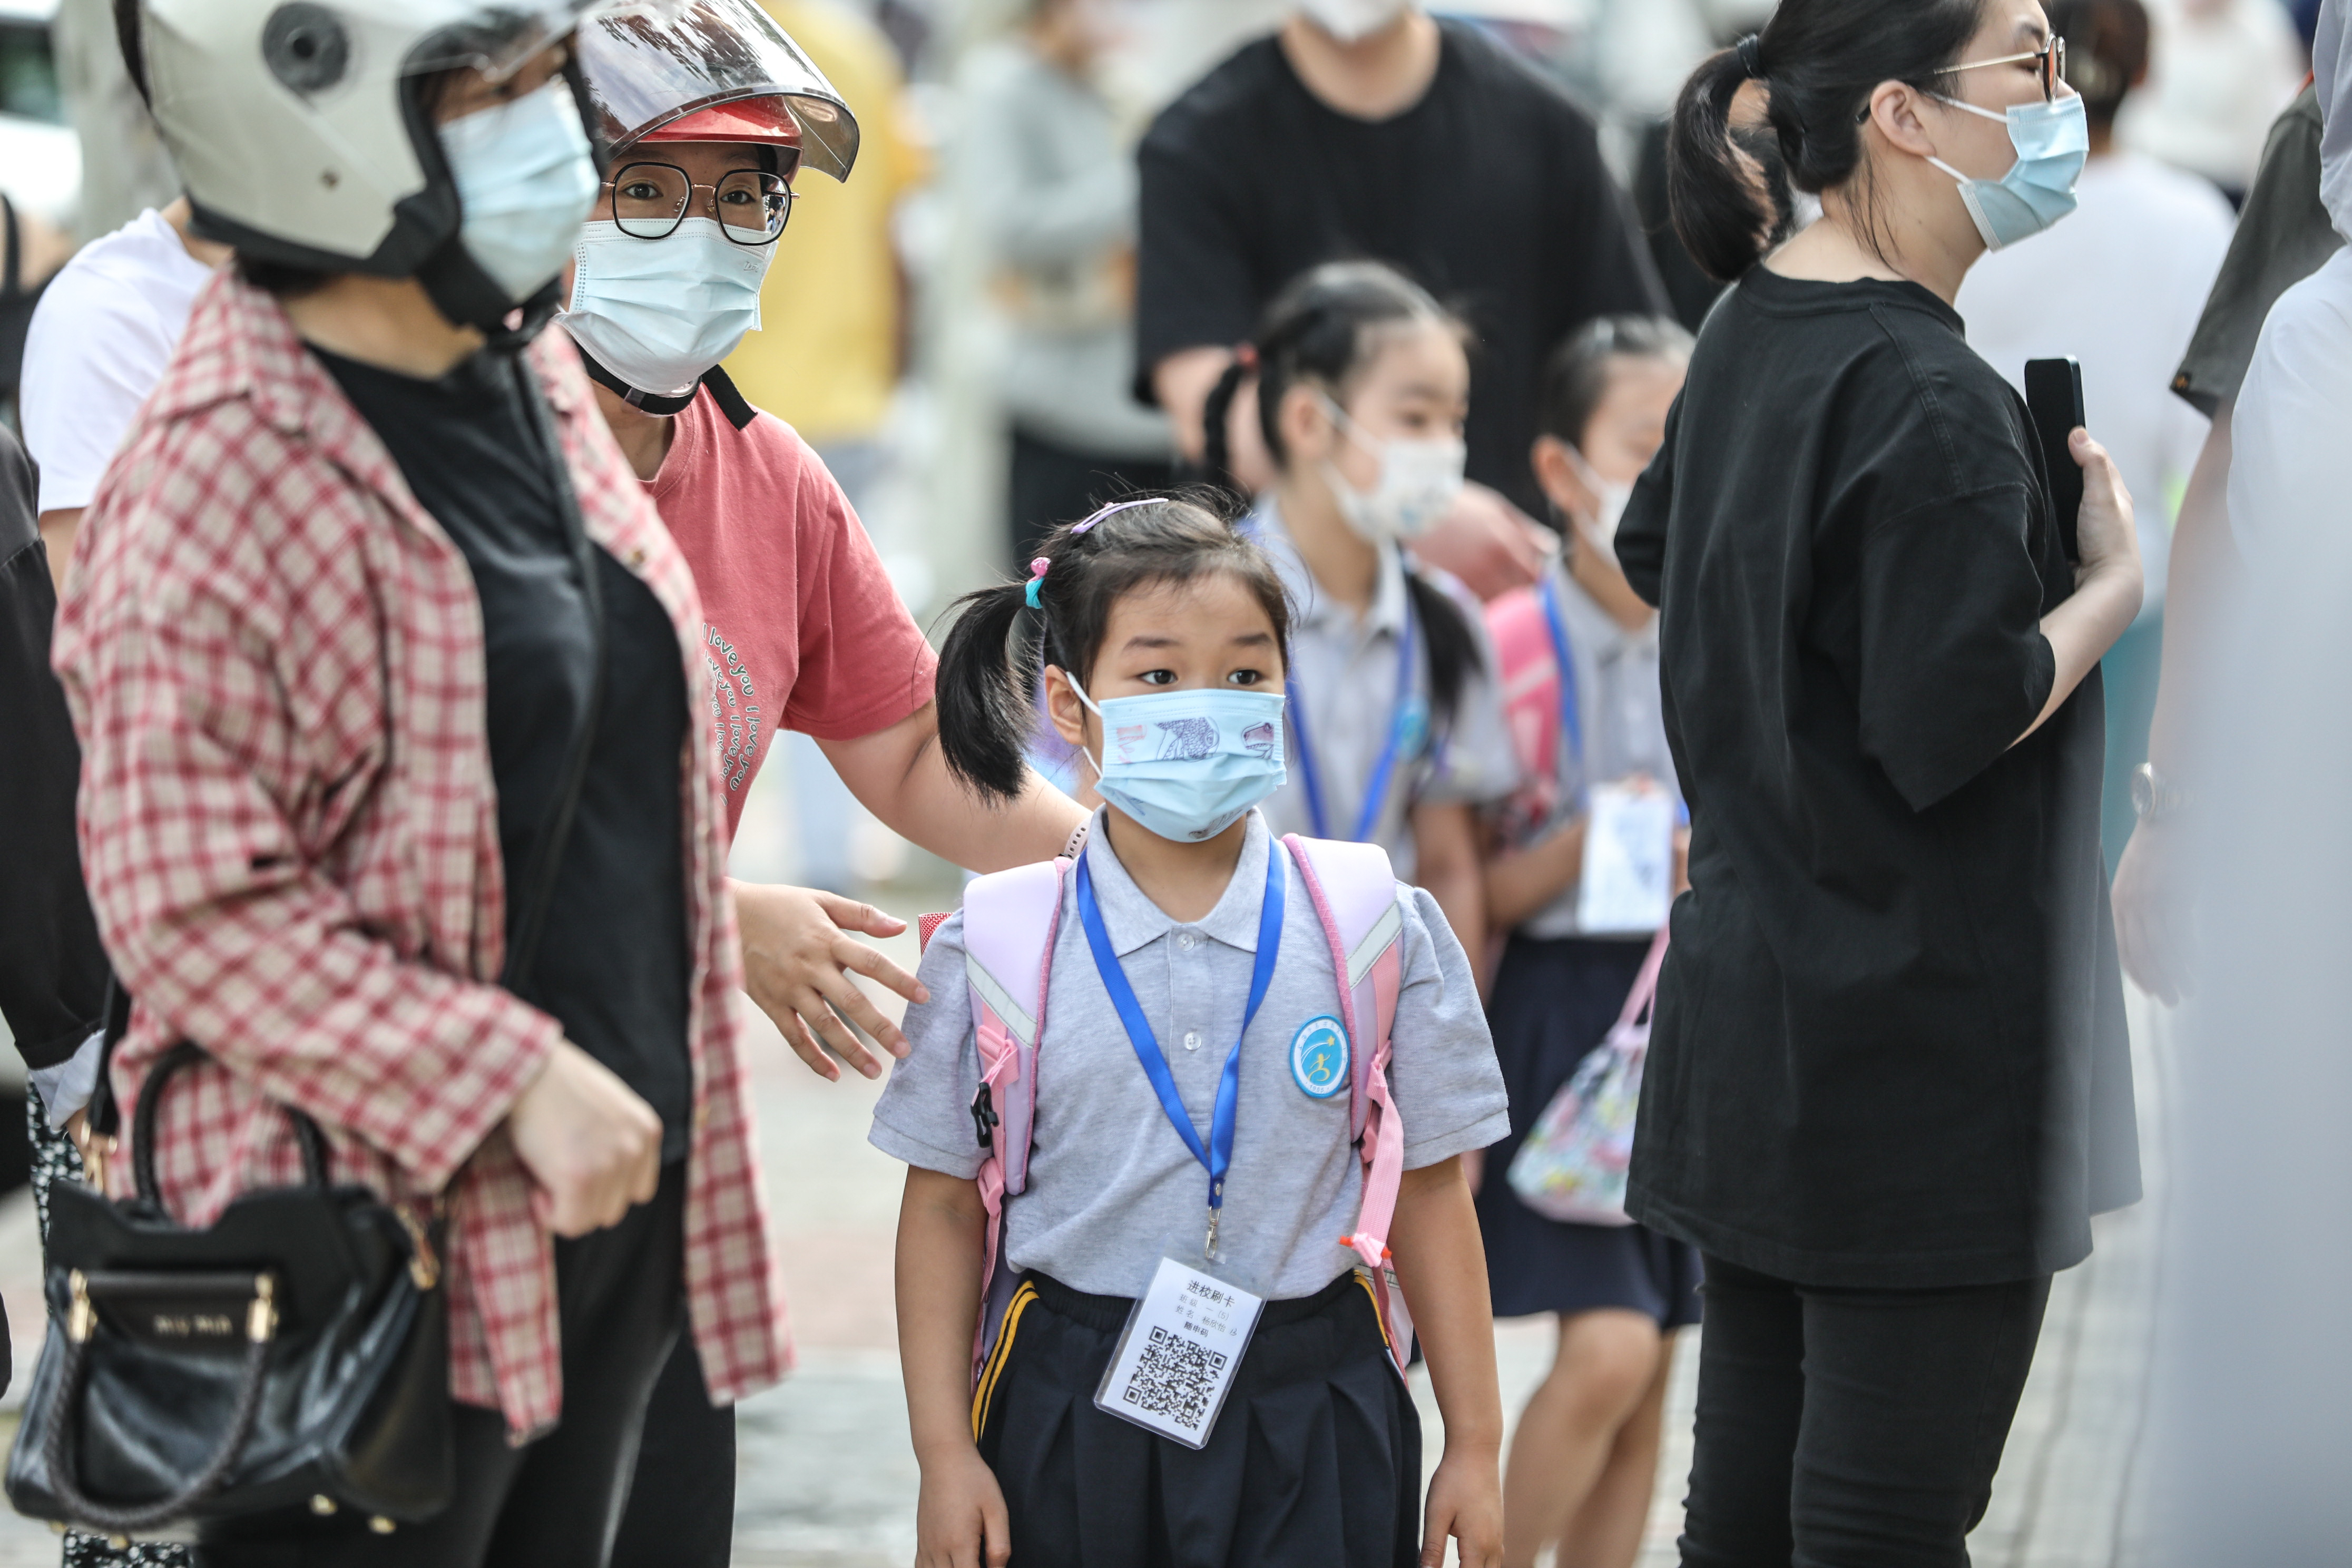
1245,502,1520,880
1521,561,1683,940
870,808,1508,1301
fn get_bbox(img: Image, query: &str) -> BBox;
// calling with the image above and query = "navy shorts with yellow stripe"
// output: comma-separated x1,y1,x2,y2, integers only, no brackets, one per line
972,1268,1422,1567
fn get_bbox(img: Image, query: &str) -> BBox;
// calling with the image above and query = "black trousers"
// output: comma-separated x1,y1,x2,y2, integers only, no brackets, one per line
606,1336,733,1568
1008,426,1177,572
195,1164,688,1568
977,1270,1420,1568
1680,1257,2052,1568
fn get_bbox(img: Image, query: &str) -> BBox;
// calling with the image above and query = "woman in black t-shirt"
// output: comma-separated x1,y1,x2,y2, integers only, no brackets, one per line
1611,1,2143,1560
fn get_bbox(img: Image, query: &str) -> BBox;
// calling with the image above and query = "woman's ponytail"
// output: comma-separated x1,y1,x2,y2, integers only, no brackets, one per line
934,581,1039,803
1667,1,1983,280
1668,45,1779,282
1200,355,1253,490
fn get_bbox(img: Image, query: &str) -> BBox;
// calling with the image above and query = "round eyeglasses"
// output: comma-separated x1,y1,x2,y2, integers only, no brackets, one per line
605,160,792,246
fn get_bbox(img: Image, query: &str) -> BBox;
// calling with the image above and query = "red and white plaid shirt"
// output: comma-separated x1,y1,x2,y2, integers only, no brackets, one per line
51,272,790,1440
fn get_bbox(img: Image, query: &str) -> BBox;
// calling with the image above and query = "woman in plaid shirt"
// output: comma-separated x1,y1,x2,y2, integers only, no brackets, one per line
51,6,787,1563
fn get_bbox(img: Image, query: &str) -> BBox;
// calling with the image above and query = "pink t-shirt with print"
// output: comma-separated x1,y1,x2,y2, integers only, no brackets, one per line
644,385,936,840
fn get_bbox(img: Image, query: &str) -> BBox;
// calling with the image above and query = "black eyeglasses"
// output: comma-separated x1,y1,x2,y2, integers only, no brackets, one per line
1938,36,2069,103
603,160,792,246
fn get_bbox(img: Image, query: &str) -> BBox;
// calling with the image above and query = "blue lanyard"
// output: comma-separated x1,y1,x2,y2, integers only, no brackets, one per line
1287,583,1419,844
1074,840,1286,1257
1537,573,1586,793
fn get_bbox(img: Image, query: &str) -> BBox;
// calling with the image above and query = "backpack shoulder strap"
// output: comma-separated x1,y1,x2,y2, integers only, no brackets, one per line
956,856,1068,1381
1282,833,1415,1372
1281,835,1404,1127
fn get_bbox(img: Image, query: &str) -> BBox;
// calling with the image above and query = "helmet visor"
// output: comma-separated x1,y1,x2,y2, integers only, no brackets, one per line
407,0,604,80
575,0,859,181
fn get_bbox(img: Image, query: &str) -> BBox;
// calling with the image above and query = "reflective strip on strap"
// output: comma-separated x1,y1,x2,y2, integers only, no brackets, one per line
1346,897,1404,988
966,955,1036,1048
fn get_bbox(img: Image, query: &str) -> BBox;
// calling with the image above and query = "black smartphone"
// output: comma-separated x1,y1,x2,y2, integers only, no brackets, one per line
2024,357,2085,563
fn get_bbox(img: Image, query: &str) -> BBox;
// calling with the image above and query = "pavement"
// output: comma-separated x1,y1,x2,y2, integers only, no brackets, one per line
0,793,2181,1564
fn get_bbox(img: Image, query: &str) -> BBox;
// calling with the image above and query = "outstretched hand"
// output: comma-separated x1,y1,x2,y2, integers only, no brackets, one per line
733,880,930,1081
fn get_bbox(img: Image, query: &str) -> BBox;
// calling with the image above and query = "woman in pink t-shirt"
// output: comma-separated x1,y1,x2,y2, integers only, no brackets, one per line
565,9,1089,1564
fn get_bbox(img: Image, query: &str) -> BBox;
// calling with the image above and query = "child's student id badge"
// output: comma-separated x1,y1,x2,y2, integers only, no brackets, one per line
1094,1256,1265,1449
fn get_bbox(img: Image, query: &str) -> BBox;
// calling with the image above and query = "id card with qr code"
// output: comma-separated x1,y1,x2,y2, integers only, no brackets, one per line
1093,1256,1265,1448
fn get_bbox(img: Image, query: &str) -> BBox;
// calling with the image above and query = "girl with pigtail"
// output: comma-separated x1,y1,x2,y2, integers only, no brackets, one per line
1202,261,1521,973
874,495,1511,1567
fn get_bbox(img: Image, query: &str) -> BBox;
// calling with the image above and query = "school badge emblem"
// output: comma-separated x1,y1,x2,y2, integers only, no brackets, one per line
1289,1015,1350,1100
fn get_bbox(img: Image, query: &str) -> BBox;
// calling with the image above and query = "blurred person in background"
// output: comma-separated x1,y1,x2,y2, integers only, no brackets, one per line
962,0,1176,570
22,0,229,602
2144,10,2352,1552
1958,0,2235,874
1621,1,2144,1557
1136,0,1667,601
2110,22,2339,1002
552,8,1091,1563
1476,316,1696,1568
722,0,931,896
1205,261,1520,968
2119,0,2304,200
50,0,176,237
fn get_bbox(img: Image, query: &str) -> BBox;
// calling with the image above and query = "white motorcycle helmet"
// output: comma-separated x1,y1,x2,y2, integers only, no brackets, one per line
138,0,604,334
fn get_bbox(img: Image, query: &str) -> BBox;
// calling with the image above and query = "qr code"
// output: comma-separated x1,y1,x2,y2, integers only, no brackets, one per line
1120,1325,1229,1430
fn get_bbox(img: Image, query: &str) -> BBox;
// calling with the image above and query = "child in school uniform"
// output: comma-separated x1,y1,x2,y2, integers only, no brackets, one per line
1200,262,1520,965
873,496,1509,1568
1476,317,1700,1568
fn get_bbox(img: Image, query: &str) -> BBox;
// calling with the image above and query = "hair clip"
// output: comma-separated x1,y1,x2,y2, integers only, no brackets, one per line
1069,497,1156,537
1234,342,1259,371
1024,556,1050,609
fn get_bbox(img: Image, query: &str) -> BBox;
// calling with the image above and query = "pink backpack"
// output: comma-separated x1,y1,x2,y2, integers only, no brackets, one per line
925,834,1414,1379
1486,584,1569,842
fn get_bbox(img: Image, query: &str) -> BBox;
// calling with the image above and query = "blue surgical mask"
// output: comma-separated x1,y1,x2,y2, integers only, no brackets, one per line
440,78,601,304
1067,678,1288,844
1927,93,2088,252
565,218,775,396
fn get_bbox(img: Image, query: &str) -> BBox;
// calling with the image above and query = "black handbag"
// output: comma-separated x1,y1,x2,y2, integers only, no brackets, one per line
4,360,609,1540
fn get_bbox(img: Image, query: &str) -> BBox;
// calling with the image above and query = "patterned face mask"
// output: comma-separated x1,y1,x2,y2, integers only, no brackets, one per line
1067,678,1289,843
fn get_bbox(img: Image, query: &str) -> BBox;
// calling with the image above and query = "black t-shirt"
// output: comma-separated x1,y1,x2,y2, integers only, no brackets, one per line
2172,84,2341,416
1614,268,2138,1290
317,346,693,1159
1135,22,1664,515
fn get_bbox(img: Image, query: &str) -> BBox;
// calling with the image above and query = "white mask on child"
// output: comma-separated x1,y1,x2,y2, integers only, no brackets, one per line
1319,393,1466,544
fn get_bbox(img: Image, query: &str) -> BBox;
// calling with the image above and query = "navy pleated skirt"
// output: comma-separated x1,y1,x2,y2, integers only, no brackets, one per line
1477,932,1703,1328
975,1269,1420,1567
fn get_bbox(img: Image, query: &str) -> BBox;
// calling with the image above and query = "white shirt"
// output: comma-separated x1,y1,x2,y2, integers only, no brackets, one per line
1957,152,2237,620
2228,247,2352,569
22,208,214,514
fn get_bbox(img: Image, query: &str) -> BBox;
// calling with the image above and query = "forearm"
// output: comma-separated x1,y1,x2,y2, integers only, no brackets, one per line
2023,563,2141,746
36,508,80,595
1388,1159,1502,1453
898,1167,990,1460
2146,405,2238,776
1484,818,1584,932
820,703,1088,871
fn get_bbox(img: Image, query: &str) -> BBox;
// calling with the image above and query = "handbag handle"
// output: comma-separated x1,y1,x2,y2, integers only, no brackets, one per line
1614,924,1673,1032
40,1268,278,1533
130,1043,329,1206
